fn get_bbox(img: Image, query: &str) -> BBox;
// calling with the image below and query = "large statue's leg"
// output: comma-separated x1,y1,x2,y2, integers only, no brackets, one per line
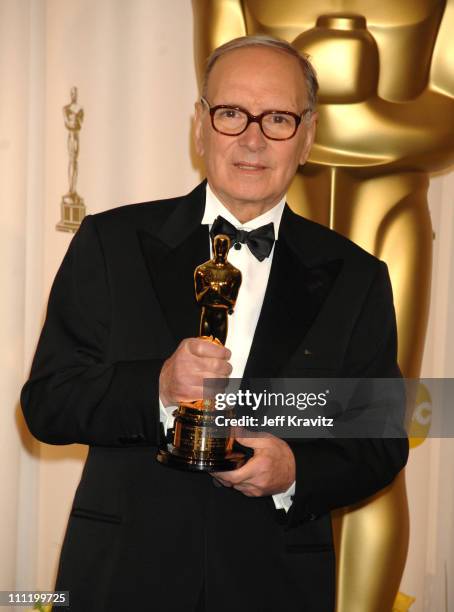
332,471,409,612
289,167,431,610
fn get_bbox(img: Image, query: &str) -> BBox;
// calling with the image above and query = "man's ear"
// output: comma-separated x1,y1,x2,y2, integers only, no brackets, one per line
299,111,317,165
193,101,205,157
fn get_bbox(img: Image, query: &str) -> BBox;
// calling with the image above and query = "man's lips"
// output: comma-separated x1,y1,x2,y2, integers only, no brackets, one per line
233,161,268,171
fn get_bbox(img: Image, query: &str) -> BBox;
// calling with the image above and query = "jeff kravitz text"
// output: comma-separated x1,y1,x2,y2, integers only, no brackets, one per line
214,414,334,428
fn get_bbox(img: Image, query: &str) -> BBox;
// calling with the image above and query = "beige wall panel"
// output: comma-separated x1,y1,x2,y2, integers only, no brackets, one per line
399,170,454,610
0,0,45,598
0,0,29,590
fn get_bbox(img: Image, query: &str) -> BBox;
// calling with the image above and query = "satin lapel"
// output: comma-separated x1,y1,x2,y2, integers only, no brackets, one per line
243,206,343,379
138,183,210,347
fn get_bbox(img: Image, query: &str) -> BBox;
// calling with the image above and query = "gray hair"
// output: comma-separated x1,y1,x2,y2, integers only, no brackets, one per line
202,35,319,111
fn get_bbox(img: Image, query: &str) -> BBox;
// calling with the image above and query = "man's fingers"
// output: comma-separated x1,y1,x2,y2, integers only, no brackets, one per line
211,471,261,497
233,483,260,497
159,336,233,405
197,357,233,376
187,337,231,360
212,456,258,485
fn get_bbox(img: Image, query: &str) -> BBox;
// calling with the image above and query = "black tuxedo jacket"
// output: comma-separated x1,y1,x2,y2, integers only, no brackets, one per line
21,182,408,612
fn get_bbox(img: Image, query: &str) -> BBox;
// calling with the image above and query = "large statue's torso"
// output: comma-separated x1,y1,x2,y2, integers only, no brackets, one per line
244,0,443,101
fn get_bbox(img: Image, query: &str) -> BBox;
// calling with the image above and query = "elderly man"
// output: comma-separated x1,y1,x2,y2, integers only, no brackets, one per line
21,36,408,612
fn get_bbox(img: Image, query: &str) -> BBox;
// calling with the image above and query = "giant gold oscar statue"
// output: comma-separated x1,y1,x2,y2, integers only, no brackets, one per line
192,1,454,610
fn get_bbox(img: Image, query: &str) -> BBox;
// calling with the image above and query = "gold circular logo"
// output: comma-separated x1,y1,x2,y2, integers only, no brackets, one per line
409,382,432,449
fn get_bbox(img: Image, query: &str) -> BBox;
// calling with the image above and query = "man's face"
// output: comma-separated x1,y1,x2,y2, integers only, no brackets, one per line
194,46,317,217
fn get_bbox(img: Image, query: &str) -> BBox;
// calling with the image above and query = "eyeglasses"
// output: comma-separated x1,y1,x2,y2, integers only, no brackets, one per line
201,97,311,141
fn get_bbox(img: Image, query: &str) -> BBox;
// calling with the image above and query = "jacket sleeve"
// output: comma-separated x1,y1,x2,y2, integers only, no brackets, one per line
287,261,409,526
21,215,163,447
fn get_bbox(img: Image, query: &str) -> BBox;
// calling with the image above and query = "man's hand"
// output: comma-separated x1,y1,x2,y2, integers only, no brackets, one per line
159,337,232,407
212,433,296,497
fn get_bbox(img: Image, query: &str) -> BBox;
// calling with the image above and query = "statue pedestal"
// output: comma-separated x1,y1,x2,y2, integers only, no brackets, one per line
56,192,86,233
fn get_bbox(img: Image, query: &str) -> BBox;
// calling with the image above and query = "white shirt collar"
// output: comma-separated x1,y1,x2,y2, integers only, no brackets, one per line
201,182,286,238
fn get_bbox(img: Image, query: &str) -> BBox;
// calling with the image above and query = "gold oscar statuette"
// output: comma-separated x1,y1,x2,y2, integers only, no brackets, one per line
56,86,86,233
157,234,246,471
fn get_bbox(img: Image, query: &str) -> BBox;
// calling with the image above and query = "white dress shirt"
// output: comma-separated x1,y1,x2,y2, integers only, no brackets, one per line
160,183,295,512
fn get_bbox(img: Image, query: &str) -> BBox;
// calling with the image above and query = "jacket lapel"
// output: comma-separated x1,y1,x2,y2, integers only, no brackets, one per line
138,182,210,348
138,187,343,375
243,205,343,379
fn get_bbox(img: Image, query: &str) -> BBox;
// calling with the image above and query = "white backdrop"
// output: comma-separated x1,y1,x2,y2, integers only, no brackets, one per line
1,1,453,610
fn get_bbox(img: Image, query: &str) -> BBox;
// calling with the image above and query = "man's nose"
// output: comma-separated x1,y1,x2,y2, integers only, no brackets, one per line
238,120,267,150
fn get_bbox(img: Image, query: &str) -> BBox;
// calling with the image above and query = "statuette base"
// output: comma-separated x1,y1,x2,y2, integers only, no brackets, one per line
157,447,246,472
56,193,86,233
157,402,246,472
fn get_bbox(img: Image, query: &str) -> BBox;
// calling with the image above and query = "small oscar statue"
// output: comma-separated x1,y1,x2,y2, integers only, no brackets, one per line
56,86,86,232
158,234,246,471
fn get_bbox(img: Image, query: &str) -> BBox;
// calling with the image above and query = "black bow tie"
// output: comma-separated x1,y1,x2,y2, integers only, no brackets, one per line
209,216,275,262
